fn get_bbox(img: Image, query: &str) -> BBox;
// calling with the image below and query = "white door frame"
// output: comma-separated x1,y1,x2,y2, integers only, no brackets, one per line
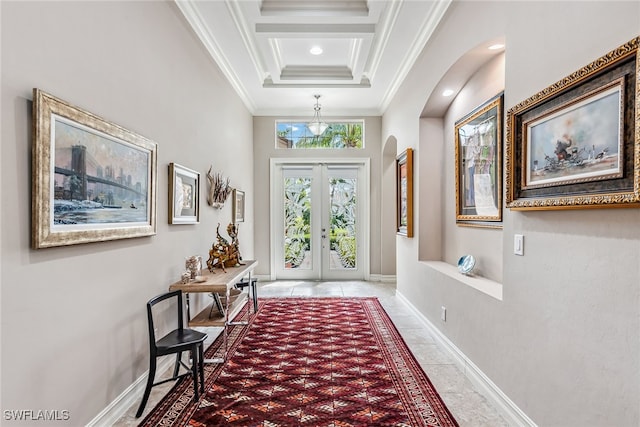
270,158,370,281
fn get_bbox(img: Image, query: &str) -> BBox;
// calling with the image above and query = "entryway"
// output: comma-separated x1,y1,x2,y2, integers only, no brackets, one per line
270,159,370,280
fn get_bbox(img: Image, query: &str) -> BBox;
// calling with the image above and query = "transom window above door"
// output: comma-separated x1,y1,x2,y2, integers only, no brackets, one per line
276,121,364,149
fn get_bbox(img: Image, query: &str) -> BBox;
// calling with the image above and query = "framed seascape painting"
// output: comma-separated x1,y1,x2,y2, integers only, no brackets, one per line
506,36,640,210
396,148,413,237
169,163,200,224
233,189,245,223
455,93,503,227
32,89,158,248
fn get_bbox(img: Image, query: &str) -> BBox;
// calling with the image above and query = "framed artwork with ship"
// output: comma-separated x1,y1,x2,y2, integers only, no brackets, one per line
506,36,640,210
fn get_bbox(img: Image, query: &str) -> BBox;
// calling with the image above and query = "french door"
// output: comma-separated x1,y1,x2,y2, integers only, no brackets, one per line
271,160,369,280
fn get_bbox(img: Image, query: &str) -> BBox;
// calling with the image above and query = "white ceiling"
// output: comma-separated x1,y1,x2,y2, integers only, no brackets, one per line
176,0,452,116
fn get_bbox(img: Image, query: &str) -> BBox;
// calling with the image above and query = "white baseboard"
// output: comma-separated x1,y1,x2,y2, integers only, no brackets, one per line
86,357,174,427
252,274,396,283
396,291,537,427
368,274,397,283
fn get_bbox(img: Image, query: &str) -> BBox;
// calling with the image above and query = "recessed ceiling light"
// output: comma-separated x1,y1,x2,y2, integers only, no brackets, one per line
310,46,323,55
442,89,455,97
488,44,505,50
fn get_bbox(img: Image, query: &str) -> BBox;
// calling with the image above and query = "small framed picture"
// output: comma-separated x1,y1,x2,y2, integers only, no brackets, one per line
233,189,245,223
169,163,200,224
396,148,413,237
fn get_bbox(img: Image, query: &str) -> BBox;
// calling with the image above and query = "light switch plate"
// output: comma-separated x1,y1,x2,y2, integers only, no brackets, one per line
514,234,524,256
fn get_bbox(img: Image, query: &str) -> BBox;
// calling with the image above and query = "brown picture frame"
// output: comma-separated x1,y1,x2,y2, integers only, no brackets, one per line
396,148,414,237
32,89,158,248
506,36,640,210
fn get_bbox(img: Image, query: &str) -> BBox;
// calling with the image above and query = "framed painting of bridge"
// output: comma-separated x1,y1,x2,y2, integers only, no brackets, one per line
32,89,157,248
506,36,640,210
169,163,200,225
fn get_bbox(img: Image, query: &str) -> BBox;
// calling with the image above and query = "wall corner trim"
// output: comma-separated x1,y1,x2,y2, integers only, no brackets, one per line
396,291,538,427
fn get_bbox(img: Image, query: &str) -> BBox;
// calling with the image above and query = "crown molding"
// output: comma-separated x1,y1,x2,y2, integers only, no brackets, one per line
260,0,369,17
280,65,353,81
255,23,376,36
363,0,403,84
262,77,371,89
379,0,452,113
225,0,269,82
175,0,256,113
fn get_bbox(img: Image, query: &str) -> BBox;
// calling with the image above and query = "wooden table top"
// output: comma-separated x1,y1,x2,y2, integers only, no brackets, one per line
169,260,257,293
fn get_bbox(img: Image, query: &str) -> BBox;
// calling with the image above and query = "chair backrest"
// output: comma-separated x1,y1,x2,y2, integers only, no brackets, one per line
146,290,185,345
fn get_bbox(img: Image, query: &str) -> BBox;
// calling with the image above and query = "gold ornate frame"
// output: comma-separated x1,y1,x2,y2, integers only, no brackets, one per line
455,93,503,227
169,163,200,225
396,148,413,237
506,36,640,210
32,89,158,248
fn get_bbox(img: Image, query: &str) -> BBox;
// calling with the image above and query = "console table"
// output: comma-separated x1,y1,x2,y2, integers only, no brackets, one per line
169,260,257,362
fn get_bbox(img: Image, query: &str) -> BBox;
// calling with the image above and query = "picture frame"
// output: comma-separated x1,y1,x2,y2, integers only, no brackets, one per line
233,189,245,223
169,163,200,224
32,89,157,249
506,36,640,210
396,148,413,237
455,93,503,226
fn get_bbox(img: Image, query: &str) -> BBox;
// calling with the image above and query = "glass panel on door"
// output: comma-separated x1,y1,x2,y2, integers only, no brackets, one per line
327,176,357,271
283,176,312,270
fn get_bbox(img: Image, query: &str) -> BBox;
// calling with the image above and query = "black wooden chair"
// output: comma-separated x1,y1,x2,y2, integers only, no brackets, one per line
136,290,207,418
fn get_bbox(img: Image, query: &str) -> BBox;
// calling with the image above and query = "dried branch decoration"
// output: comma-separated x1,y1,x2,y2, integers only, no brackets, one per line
206,166,232,208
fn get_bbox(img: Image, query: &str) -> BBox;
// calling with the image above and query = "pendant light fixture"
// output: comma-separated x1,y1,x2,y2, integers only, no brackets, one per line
307,94,328,136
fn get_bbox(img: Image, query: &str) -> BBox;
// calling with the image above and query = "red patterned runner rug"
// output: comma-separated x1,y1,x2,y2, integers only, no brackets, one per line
139,297,458,426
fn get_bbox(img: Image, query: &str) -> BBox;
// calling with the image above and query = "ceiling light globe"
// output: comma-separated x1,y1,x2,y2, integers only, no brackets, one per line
310,46,323,55
307,122,329,136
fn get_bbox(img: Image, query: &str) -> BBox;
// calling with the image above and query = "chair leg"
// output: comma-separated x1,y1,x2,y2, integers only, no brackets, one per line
252,279,258,312
191,347,199,399
173,352,182,377
198,343,205,393
136,356,157,418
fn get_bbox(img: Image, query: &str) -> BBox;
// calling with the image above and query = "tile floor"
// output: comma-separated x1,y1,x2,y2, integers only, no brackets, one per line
115,280,508,426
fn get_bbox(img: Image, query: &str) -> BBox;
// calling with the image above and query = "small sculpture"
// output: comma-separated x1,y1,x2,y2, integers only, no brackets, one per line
207,223,243,272
206,167,232,208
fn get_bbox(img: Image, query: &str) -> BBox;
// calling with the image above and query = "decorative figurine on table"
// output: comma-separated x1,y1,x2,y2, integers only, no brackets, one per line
206,223,244,273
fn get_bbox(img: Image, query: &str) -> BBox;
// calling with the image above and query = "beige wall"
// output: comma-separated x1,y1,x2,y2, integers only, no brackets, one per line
253,116,384,278
1,1,253,424
384,1,640,425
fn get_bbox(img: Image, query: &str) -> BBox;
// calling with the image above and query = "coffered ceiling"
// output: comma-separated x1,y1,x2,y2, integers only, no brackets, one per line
176,0,452,116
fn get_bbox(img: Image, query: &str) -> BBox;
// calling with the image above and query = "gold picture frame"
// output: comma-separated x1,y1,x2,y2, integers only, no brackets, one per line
455,93,503,227
506,36,640,210
396,148,413,237
169,163,200,225
32,89,158,248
